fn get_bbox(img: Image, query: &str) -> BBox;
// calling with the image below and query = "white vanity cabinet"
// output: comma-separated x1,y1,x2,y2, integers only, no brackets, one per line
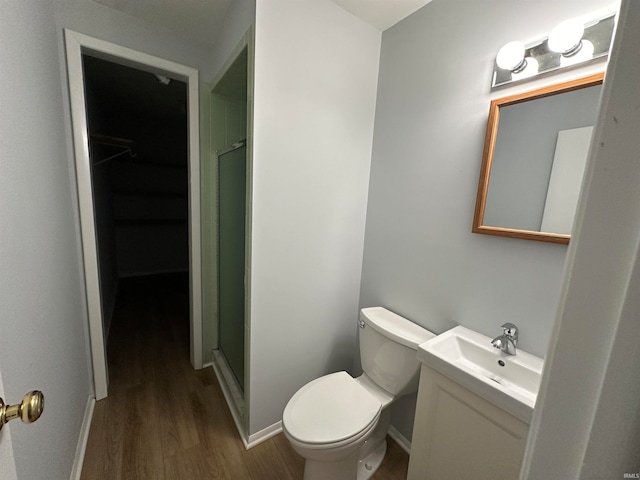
407,364,530,480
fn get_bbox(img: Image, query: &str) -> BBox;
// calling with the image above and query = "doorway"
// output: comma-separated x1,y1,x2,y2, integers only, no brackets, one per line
65,30,202,400
82,54,191,388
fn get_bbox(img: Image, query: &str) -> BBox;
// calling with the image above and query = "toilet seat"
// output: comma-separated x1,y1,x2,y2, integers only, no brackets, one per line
283,371,382,448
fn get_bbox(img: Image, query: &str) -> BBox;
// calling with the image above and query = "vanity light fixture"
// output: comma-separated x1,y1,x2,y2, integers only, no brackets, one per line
492,13,615,88
511,57,539,81
548,18,585,56
496,41,526,72
559,40,595,68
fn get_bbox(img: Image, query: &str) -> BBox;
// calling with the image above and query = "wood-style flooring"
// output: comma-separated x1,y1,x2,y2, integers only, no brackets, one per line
81,273,409,479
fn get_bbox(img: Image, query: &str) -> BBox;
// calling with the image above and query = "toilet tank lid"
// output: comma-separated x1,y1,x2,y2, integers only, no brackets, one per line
360,307,435,349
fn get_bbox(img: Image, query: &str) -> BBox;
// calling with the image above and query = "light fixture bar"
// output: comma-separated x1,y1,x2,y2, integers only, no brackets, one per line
492,14,615,88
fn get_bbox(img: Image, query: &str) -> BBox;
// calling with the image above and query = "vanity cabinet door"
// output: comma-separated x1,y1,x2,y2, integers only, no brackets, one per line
407,365,529,480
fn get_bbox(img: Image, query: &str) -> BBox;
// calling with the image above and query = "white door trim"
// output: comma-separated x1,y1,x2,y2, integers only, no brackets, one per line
64,29,202,400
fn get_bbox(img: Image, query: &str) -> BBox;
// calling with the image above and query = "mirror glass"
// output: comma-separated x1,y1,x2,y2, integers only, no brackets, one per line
473,73,604,244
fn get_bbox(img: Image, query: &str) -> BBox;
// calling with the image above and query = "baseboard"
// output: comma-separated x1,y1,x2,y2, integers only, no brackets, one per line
209,359,248,448
69,395,95,480
243,421,401,452
246,421,283,449
388,425,411,455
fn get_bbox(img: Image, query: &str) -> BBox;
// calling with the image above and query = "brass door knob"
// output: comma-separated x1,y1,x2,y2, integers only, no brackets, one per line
0,390,44,431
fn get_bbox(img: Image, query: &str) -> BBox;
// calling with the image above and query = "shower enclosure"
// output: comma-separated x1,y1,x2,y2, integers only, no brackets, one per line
206,40,251,443
217,140,247,391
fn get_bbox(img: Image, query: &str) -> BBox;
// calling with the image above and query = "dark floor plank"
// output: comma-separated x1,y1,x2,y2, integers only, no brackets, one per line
272,432,306,479
80,389,126,479
120,383,165,480
245,438,297,480
163,444,223,479
373,437,410,480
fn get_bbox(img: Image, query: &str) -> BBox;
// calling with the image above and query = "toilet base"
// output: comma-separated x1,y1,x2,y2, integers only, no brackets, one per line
357,438,387,480
356,407,390,479
303,453,359,480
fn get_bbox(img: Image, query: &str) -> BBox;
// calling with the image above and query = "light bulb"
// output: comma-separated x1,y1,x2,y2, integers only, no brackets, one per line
560,40,595,67
549,19,585,55
511,57,539,81
496,41,526,72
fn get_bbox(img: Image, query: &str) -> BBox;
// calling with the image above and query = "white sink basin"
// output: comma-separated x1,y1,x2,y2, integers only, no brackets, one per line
417,325,544,423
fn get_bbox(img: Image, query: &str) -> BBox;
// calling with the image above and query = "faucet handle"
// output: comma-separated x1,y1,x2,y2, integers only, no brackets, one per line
500,323,519,339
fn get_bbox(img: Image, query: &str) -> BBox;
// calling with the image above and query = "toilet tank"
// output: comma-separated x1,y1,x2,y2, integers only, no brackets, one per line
359,307,435,397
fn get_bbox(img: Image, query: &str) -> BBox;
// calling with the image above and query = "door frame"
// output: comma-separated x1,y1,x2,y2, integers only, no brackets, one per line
64,30,202,400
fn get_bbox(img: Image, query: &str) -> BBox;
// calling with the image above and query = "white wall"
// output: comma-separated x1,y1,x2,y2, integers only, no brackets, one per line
0,2,92,478
360,0,618,441
250,0,381,435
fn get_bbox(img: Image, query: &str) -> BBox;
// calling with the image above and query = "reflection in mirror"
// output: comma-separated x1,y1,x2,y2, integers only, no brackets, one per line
473,73,604,244
540,126,593,233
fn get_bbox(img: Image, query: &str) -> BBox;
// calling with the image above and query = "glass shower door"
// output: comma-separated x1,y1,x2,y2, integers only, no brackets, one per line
218,143,246,391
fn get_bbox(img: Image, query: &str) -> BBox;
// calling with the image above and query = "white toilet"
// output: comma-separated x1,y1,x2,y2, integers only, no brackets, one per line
282,307,435,480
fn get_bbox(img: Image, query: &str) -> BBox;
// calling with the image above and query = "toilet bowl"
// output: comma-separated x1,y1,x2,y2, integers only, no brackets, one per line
282,307,435,480
283,371,382,480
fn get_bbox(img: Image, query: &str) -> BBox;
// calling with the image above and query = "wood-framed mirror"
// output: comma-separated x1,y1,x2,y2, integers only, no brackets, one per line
473,72,604,244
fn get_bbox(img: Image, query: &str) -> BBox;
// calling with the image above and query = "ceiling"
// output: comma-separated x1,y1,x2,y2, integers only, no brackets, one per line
331,0,432,31
82,0,433,130
91,0,234,47
91,0,433,47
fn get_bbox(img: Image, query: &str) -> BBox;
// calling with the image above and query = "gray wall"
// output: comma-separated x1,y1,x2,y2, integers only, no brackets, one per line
359,0,618,441
56,0,214,80
0,0,214,477
0,368,17,479
54,0,213,102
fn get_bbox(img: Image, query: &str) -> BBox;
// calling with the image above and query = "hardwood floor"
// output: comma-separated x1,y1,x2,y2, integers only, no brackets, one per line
81,273,409,479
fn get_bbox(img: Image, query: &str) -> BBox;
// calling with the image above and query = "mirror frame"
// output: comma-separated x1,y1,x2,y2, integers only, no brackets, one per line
472,72,604,245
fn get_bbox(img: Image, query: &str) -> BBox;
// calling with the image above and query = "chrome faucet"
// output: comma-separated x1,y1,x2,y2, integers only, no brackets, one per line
491,323,519,355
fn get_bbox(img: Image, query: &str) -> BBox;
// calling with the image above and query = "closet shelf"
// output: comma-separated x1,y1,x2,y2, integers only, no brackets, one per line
114,219,187,226
110,159,187,170
111,191,188,199
91,134,134,145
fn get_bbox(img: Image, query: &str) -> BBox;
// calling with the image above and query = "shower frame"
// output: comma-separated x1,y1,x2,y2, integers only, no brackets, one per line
206,29,254,448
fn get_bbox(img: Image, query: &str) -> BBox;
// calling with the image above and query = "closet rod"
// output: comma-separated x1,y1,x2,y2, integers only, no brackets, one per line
91,138,136,166
93,146,136,166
